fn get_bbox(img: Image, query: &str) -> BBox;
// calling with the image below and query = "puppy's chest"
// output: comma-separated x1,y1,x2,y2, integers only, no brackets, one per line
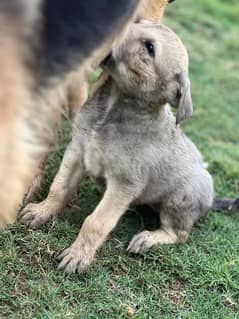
83,92,121,178
84,130,105,178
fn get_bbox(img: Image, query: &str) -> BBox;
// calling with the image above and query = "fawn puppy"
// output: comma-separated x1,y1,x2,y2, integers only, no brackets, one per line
21,22,214,273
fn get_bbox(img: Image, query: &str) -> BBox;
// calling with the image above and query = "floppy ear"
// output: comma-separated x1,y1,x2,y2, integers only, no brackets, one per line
165,72,193,124
175,72,193,125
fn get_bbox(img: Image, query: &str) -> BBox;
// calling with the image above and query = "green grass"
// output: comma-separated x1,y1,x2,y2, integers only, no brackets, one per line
1,0,239,317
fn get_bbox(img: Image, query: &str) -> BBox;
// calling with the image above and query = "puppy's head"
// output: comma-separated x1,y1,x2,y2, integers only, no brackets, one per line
102,22,193,124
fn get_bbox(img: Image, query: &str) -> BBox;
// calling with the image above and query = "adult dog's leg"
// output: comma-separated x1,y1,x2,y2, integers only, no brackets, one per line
137,0,169,22
0,5,38,227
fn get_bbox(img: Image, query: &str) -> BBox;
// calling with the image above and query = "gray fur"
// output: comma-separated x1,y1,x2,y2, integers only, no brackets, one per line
73,23,213,247
21,22,214,272
73,23,213,240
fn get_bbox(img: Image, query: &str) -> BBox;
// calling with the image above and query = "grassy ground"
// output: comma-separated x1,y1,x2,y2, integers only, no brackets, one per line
1,0,239,318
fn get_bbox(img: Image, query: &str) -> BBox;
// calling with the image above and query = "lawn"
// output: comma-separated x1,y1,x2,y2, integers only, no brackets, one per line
0,0,239,318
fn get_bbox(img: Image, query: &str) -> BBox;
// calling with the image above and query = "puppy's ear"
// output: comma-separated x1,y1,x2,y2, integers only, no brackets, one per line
165,72,193,124
175,72,193,125
173,73,193,124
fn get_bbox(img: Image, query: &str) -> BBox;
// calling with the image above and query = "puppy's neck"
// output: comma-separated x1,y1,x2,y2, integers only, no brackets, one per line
94,77,176,131
105,79,166,115
86,77,176,138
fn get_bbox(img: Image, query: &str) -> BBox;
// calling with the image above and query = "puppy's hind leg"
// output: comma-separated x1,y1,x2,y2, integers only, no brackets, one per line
127,227,189,254
128,182,212,254
20,141,85,229
128,206,195,254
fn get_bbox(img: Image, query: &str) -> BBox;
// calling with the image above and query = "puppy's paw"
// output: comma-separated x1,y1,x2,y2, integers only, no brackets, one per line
20,201,58,229
57,244,94,274
127,230,155,254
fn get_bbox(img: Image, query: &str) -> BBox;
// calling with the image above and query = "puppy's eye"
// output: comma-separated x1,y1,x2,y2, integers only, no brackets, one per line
144,40,155,58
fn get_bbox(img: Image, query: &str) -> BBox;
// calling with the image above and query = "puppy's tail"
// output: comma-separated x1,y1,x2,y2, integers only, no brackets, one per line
212,196,239,214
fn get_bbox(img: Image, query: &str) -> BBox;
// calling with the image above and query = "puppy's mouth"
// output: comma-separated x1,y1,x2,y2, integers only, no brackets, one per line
100,52,115,70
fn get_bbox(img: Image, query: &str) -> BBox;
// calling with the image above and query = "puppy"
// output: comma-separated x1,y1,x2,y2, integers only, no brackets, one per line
23,0,174,206
21,22,215,273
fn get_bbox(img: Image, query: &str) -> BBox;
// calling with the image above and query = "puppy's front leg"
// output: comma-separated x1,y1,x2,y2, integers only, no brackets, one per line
58,181,141,273
21,141,84,228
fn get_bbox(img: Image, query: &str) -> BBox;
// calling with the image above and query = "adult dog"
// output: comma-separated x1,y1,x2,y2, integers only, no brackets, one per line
0,0,173,227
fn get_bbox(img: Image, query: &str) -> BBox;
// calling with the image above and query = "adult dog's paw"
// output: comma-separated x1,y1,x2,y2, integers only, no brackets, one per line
57,244,94,274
